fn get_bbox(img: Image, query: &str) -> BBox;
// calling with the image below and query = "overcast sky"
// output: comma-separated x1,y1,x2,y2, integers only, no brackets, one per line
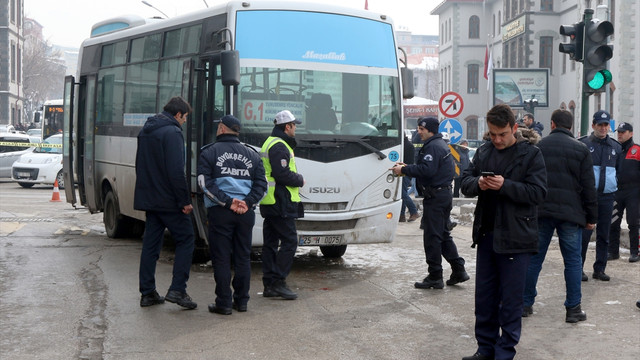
24,0,441,48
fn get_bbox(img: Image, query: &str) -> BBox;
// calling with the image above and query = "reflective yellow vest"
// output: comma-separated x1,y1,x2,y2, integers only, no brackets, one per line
260,136,301,205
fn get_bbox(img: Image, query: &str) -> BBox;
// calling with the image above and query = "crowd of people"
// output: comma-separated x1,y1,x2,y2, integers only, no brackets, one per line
133,97,638,360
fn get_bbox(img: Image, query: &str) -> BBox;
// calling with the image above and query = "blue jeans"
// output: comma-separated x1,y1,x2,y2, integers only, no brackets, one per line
401,176,418,216
524,218,583,308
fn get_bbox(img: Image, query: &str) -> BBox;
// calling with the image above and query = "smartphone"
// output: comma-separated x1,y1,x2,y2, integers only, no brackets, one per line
481,171,495,177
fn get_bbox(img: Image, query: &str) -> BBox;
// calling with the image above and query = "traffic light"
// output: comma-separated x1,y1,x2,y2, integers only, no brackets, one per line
582,18,614,93
559,21,584,62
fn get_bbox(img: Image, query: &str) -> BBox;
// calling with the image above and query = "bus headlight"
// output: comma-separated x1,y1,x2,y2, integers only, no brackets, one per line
383,189,391,198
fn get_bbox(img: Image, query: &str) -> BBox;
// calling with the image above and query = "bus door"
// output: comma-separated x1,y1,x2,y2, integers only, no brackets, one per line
62,76,76,206
79,75,98,210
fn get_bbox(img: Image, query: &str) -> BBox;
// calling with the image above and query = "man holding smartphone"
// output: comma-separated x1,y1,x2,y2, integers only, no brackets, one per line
460,104,547,360
391,117,468,290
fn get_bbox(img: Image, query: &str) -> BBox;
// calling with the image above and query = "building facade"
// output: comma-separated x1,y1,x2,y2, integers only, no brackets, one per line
432,0,639,142
0,0,24,126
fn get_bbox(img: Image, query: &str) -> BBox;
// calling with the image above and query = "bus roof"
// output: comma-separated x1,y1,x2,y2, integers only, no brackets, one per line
43,99,63,106
81,1,394,48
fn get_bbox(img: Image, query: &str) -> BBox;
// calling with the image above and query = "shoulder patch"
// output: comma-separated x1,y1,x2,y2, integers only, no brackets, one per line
280,159,288,167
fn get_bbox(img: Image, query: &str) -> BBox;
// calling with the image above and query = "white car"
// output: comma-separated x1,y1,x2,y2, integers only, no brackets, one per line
26,128,42,143
0,132,32,178
12,134,64,188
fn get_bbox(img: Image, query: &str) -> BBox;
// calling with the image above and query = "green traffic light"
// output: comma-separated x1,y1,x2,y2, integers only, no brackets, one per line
587,69,612,90
587,72,605,90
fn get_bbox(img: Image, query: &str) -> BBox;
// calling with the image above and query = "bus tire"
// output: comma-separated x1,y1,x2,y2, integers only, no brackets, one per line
320,245,347,258
103,190,128,238
18,182,35,188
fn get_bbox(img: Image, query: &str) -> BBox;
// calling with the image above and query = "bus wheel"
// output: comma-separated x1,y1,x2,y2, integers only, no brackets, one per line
320,245,347,258
18,182,35,188
104,191,127,238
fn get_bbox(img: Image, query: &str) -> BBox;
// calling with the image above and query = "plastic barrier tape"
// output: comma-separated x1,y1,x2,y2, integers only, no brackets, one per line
0,141,62,148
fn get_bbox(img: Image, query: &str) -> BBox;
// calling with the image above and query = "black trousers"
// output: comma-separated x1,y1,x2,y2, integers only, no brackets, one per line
208,206,255,308
262,216,298,287
421,189,465,278
609,187,640,256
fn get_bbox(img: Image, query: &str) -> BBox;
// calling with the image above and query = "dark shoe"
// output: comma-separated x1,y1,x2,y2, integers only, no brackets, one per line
399,213,407,222
462,351,494,360
636,300,640,309
414,276,444,289
446,271,470,286
263,286,279,298
447,217,458,231
140,290,164,307
607,253,620,261
565,304,587,323
232,302,247,312
629,254,640,263
165,290,197,309
592,271,610,281
208,303,232,315
271,280,298,300
581,271,588,282
408,213,420,222
522,305,533,317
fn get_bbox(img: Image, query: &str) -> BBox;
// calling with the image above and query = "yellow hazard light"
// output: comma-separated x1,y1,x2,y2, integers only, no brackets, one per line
386,212,393,220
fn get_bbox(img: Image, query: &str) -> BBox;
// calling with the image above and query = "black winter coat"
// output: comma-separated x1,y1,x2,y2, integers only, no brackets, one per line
134,112,191,212
461,132,547,253
537,128,597,226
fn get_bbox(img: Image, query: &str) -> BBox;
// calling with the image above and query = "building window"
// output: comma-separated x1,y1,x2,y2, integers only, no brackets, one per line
498,12,502,33
468,64,479,94
541,0,553,11
493,15,496,37
10,0,16,23
467,118,478,140
511,0,518,19
518,37,525,68
609,87,615,115
441,24,445,44
539,36,553,72
469,16,480,39
11,42,16,82
562,51,567,74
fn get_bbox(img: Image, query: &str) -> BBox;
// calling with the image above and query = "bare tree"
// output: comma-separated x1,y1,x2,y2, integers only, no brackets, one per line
22,37,66,124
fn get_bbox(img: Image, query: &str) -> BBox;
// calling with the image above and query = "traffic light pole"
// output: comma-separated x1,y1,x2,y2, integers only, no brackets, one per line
580,10,593,137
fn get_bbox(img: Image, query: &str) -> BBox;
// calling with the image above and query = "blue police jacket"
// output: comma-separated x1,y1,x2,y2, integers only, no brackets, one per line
401,133,454,188
197,134,267,209
579,133,622,194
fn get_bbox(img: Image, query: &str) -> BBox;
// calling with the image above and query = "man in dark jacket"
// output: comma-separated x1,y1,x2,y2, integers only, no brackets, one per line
260,110,305,300
523,113,544,137
523,109,597,323
392,117,468,290
134,96,197,309
579,110,623,281
460,104,547,360
198,115,267,315
609,122,640,262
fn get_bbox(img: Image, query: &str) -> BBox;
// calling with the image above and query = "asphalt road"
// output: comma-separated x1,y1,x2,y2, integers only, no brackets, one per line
0,181,638,359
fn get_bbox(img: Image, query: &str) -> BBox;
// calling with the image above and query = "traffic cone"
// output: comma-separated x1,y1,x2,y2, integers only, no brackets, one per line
50,179,62,202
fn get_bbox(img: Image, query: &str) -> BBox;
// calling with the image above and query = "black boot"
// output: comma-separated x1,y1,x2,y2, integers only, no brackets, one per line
566,304,587,323
414,276,444,289
446,270,470,286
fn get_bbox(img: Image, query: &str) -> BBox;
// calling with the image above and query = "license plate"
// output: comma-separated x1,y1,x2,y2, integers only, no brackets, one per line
16,172,30,178
298,235,345,246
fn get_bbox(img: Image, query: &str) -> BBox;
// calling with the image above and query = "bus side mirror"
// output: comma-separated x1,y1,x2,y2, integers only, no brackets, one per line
34,112,41,123
401,67,415,99
221,50,240,86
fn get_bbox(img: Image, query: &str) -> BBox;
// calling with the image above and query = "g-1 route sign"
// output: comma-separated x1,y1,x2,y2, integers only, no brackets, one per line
438,91,464,118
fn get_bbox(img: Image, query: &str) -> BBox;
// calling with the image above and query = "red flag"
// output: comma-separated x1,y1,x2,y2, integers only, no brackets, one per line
365,0,369,10
483,44,489,80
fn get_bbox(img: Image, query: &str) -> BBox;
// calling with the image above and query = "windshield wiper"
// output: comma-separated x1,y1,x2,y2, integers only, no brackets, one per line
296,137,387,160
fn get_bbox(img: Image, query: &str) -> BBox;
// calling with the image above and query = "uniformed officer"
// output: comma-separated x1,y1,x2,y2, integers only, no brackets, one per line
197,115,267,314
391,117,468,289
260,110,305,300
609,121,640,262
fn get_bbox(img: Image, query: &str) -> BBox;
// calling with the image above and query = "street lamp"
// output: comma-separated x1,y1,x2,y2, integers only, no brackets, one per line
523,95,538,115
141,1,170,18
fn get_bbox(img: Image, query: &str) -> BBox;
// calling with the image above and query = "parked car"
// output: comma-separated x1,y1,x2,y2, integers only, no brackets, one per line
0,132,32,178
12,134,64,188
26,128,42,143
0,124,16,133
